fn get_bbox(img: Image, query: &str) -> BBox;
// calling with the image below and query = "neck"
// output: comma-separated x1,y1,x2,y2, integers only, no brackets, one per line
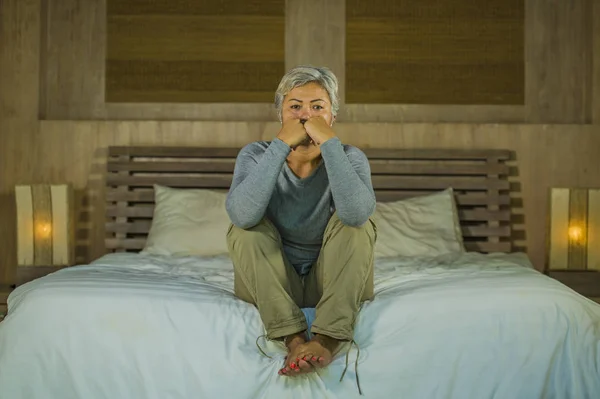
287,149,322,178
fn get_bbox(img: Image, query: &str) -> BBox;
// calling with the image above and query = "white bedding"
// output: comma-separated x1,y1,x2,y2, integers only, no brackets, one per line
1,252,599,399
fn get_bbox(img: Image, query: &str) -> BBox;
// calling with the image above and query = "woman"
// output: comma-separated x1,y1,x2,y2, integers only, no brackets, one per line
226,65,377,377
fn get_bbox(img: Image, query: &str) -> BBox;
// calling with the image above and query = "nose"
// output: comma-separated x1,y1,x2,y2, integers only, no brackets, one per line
298,107,311,120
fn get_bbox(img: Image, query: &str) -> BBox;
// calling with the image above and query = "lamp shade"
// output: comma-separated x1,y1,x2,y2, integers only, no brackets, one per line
548,188,600,270
15,184,75,266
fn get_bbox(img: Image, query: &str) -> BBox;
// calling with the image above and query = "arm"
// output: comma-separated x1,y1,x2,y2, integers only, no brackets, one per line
319,138,376,226
225,139,291,228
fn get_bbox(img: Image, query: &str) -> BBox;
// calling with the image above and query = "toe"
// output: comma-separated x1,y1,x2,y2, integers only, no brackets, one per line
297,359,312,371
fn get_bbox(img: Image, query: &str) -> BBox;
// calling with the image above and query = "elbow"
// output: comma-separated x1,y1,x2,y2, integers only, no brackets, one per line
337,199,376,227
225,199,261,230
228,214,258,230
228,215,255,230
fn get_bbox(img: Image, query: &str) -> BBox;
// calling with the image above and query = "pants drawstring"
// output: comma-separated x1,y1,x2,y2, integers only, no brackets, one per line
255,334,273,359
339,339,362,395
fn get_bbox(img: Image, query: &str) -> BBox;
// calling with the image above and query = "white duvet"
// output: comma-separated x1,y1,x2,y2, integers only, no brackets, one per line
1,252,599,399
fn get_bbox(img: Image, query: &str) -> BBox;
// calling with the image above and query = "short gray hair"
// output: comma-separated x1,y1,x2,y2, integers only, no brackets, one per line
274,65,340,121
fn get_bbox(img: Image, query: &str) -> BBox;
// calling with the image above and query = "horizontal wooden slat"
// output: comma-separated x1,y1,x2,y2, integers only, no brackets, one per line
104,240,513,253
105,239,512,253
362,148,511,160
106,206,154,218
105,221,510,238
371,176,509,190
106,175,233,188
107,161,236,173
105,188,227,202
107,237,517,253
105,175,508,190
369,162,509,176
105,238,146,250
109,147,241,158
461,225,511,237
459,209,511,222
464,241,511,253
106,221,153,234
107,146,511,161
374,191,511,205
105,188,511,206
105,205,510,222
106,160,508,176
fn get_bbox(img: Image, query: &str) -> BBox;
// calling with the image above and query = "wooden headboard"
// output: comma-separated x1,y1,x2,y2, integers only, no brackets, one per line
105,146,512,254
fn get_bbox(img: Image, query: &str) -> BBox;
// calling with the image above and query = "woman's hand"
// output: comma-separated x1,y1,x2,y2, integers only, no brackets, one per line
277,119,309,148
303,117,336,146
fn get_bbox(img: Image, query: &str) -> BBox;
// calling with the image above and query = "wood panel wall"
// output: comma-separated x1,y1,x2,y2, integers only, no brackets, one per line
39,0,597,124
595,0,600,123
345,0,525,105
105,0,285,103
1,0,600,285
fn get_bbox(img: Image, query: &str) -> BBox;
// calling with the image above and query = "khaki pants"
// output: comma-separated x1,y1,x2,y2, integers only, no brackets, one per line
226,213,376,341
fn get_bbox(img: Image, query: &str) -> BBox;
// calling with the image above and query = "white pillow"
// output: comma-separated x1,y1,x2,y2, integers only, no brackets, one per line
373,188,465,258
142,185,231,257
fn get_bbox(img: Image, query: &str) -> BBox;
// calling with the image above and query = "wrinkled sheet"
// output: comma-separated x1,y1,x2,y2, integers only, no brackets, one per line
1,252,599,399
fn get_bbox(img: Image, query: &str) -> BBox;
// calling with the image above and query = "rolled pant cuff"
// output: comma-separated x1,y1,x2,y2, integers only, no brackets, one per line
267,319,308,340
310,324,353,341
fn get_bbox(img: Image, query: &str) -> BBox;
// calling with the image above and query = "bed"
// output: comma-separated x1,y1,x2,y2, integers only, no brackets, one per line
1,146,599,399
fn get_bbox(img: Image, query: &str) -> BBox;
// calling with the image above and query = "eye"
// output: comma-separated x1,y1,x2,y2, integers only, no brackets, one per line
290,104,301,110
312,105,324,110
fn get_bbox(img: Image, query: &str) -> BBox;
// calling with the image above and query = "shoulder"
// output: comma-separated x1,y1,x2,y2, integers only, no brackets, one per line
236,141,271,160
239,141,270,155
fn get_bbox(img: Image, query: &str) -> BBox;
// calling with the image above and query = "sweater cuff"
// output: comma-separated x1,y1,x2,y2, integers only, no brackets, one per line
270,138,293,156
319,137,344,158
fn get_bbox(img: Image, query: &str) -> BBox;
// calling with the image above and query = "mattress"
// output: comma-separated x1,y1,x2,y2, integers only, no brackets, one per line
1,251,599,399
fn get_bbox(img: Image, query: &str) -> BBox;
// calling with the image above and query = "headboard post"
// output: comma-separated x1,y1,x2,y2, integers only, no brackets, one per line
113,154,131,253
485,155,511,252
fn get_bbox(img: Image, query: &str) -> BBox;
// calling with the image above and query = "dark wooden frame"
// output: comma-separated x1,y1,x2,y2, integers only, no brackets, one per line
105,146,513,253
546,270,600,298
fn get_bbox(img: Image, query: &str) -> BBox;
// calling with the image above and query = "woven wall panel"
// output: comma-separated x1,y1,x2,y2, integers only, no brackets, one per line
346,0,525,105
106,0,285,103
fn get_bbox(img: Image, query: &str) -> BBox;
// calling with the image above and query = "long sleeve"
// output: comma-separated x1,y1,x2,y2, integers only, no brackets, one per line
225,139,291,229
319,137,376,226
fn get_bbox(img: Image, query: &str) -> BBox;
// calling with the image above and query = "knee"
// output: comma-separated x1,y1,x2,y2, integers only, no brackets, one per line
326,212,376,242
226,218,280,248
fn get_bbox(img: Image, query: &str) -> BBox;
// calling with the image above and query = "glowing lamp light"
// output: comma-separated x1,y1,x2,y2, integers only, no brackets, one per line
37,223,52,238
549,188,599,270
15,184,75,266
568,225,583,243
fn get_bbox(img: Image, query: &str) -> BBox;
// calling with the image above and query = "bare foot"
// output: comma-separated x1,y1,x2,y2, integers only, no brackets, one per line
294,334,339,369
279,334,339,376
278,332,313,376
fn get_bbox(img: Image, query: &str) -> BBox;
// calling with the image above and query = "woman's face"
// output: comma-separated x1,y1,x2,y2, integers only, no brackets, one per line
281,82,334,126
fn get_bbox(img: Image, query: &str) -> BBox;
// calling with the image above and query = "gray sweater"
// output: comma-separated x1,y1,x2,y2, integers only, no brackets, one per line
226,137,376,275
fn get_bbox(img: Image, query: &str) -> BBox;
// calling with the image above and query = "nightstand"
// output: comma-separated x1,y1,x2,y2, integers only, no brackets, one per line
547,270,600,304
17,266,68,287
0,285,13,321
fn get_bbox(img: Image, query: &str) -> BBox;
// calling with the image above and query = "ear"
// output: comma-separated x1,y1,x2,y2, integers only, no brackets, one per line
331,115,336,126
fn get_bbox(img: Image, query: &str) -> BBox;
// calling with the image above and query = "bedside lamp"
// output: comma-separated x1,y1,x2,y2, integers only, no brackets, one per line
15,184,75,266
548,188,599,270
